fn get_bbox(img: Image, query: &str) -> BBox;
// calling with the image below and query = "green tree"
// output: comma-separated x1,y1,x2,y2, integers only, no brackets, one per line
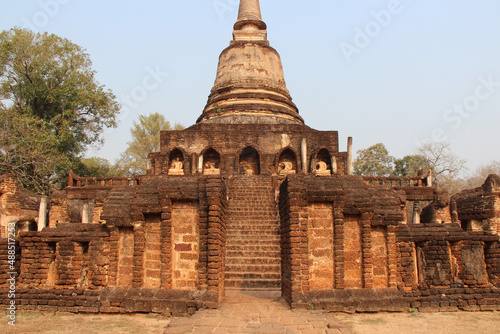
393,155,432,177
0,28,119,191
353,143,394,177
77,157,118,178
116,112,183,176
0,111,68,194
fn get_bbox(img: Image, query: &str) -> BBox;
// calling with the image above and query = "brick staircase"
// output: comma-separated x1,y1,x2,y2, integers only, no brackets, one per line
225,175,281,290
101,187,137,222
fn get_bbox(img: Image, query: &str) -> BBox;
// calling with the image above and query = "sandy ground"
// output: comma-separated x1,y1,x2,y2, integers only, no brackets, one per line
1,312,171,334
335,311,500,334
1,311,500,333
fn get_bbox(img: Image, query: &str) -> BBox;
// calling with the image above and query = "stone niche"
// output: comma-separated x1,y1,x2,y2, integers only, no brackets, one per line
313,149,333,176
203,148,221,175
168,149,185,176
239,147,260,175
278,148,297,175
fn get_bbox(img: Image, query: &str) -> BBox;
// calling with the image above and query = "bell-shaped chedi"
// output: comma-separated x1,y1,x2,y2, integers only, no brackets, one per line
197,0,303,125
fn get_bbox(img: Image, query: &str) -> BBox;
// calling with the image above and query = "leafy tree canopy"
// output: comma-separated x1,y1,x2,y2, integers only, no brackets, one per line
393,155,432,177
77,157,119,178
0,28,120,193
0,111,68,194
353,143,394,177
116,112,183,176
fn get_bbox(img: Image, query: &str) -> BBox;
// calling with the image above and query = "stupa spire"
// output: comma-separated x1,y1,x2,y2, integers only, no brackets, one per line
233,0,267,42
197,0,303,125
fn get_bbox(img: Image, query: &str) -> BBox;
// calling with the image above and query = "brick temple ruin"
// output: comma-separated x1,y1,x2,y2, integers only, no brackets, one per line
1,0,499,315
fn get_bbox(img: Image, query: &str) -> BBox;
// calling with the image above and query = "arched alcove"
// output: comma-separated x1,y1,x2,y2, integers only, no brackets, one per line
278,148,297,175
168,148,185,175
315,148,332,175
239,147,260,175
15,220,37,237
203,148,221,175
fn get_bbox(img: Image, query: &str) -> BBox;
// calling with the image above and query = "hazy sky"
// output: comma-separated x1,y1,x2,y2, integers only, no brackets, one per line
2,0,499,174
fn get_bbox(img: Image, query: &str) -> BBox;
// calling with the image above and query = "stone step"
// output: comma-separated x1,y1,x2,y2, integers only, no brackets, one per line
226,230,278,235
226,257,280,265
225,264,281,273
225,272,281,280
227,219,277,224
226,236,280,244
228,195,275,200
227,245,280,252
226,230,278,236
227,214,277,219
227,211,277,216
226,220,279,225
227,206,276,211
225,223,279,229
227,250,280,258
225,278,280,289
228,202,275,206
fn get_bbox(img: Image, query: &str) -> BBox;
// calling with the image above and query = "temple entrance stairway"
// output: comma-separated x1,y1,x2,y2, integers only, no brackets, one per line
225,175,281,290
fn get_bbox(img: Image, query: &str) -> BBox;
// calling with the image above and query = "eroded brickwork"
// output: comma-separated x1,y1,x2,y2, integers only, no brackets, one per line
278,174,500,312
0,174,41,237
171,202,199,290
308,203,334,290
1,170,499,315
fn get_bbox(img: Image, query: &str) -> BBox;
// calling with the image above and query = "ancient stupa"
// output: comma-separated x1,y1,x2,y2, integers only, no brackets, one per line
1,0,498,317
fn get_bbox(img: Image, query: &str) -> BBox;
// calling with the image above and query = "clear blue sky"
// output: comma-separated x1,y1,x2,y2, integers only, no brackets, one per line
2,0,499,174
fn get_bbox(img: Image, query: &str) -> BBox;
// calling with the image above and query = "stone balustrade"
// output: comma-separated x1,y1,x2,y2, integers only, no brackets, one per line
67,170,140,187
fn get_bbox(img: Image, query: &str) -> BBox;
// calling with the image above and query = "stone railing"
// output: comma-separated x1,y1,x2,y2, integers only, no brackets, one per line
67,170,140,187
363,171,432,187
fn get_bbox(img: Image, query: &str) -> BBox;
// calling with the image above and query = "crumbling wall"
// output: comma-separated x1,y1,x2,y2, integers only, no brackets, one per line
154,123,346,176
0,174,41,237
279,174,500,313
454,174,500,235
0,175,228,315
280,175,407,312
308,203,334,290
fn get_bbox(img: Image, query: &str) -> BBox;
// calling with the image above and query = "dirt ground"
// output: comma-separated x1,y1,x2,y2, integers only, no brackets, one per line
335,311,500,334
1,312,171,334
1,311,499,333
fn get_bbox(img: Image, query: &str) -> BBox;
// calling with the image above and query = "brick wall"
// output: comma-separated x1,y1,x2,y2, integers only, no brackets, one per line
0,176,228,315
485,242,500,286
308,203,334,290
279,174,500,312
156,123,346,176
0,174,40,237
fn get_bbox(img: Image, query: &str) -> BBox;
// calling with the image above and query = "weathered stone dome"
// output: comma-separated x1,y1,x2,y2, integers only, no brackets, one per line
197,0,303,125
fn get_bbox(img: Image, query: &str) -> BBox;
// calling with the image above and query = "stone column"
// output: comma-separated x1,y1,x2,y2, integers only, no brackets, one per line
331,156,338,175
426,170,433,187
413,208,421,225
198,155,204,174
146,158,153,172
301,138,307,173
82,203,90,224
191,153,197,174
37,196,48,232
346,137,353,175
